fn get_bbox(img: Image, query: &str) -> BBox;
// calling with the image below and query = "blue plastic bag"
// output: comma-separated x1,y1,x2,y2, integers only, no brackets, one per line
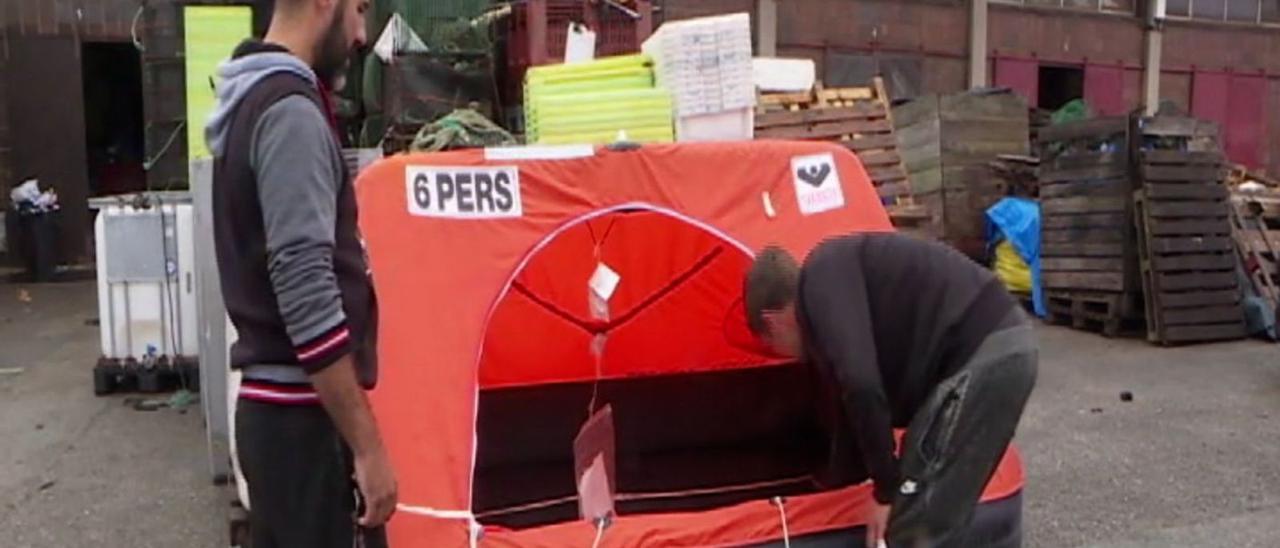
986,197,1044,317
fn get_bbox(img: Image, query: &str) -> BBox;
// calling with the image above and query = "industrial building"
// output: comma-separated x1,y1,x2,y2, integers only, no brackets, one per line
2,0,1278,262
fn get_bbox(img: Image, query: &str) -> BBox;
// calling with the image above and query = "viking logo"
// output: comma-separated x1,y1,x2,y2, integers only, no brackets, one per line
796,164,832,187
790,153,845,215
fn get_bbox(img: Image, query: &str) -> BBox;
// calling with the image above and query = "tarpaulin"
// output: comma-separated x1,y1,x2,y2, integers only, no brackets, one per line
987,197,1043,316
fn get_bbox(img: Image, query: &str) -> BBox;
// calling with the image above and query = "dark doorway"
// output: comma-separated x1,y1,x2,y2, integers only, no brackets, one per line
82,43,147,197
1037,65,1084,112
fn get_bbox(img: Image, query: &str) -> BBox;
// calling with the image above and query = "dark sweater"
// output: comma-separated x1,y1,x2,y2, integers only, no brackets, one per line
796,233,1018,503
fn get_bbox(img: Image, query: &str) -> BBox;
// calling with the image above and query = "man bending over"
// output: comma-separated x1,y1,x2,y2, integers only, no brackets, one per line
745,233,1037,547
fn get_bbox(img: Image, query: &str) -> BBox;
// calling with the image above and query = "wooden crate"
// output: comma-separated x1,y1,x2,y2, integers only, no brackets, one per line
893,91,1030,258
1037,117,1144,320
756,78,919,227
1133,139,1246,345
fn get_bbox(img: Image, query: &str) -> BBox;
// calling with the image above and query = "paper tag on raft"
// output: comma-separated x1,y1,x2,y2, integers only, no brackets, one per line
589,262,621,301
574,404,616,522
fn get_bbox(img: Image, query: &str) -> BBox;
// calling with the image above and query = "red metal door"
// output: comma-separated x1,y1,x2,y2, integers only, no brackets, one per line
1225,75,1266,169
1084,64,1126,116
1191,71,1229,128
994,58,1039,108
1193,71,1265,169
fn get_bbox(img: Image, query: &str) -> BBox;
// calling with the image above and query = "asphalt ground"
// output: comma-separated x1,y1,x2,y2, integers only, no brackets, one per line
2,281,1277,547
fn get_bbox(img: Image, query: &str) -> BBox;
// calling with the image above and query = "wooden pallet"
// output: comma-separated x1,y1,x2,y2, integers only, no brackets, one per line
1230,191,1280,314
1133,143,1246,345
1044,290,1143,337
886,203,935,240
756,78,916,217
1038,117,1143,301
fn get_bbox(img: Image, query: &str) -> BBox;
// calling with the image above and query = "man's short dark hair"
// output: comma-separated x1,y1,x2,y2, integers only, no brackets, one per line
744,246,800,335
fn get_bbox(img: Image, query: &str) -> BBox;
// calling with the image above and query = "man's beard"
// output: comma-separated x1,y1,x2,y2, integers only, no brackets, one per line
313,1,352,91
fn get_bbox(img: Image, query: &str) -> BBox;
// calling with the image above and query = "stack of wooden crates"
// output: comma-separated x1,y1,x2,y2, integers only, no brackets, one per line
1132,115,1246,344
1037,117,1143,336
755,78,929,234
894,91,1030,258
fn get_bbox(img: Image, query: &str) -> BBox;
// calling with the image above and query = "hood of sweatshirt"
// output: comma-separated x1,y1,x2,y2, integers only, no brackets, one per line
204,42,317,157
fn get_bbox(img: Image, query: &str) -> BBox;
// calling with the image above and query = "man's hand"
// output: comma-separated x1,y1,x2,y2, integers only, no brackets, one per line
354,447,398,527
865,502,890,547
310,356,398,527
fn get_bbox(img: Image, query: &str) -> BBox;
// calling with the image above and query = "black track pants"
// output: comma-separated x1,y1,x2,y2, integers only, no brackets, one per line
887,312,1038,548
236,399,390,548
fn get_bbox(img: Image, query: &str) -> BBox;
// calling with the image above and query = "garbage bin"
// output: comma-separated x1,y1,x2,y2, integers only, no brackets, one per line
6,208,59,282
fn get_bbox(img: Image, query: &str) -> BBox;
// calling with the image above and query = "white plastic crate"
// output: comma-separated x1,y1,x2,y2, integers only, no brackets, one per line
643,12,755,116
676,107,754,143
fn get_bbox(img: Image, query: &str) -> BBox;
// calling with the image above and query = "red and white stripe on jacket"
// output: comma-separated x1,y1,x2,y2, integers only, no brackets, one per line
296,324,351,364
239,380,320,405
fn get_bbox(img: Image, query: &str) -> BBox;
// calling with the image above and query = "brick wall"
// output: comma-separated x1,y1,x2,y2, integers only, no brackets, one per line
989,5,1146,64
777,0,970,94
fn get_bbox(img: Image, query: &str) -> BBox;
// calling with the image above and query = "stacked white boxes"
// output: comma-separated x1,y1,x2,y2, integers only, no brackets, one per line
642,13,755,142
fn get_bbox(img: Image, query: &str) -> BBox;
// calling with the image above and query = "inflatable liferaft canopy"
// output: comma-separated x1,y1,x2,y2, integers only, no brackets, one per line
356,141,1024,547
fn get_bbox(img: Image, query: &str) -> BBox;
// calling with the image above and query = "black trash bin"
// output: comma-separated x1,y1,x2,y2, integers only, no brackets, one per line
6,207,59,282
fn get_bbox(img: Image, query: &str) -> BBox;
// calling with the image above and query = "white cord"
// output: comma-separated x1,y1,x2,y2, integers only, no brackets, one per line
590,518,606,548
130,6,146,52
772,497,791,548
143,121,187,172
468,519,482,548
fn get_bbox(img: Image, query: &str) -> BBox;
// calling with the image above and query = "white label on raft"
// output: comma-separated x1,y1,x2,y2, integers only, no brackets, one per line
791,153,845,216
484,144,595,161
589,262,621,302
406,165,522,219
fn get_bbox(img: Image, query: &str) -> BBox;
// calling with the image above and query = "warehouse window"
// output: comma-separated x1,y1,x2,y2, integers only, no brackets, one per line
1227,0,1261,20
995,0,1136,13
1265,1,1280,21
1166,0,1278,23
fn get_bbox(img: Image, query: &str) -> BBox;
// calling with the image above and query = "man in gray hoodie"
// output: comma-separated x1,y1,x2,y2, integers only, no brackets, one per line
205,1,394,546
